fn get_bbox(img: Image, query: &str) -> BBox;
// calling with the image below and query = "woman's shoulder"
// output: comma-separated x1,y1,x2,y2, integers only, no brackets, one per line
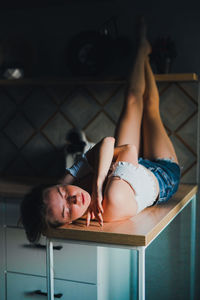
103,176,138,222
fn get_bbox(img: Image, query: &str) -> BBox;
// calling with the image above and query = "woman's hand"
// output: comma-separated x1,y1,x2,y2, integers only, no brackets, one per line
86,183,104,226
86,136,115,226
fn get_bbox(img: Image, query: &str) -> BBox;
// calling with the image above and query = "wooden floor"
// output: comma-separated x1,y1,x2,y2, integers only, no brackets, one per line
44,184,197,247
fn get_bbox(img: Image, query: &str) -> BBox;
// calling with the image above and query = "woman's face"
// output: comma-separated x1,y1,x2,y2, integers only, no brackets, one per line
43,184,91,226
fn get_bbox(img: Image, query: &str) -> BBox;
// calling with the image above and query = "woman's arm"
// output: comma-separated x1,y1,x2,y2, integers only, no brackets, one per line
58,143,132,187
113,144,138,165
93,136,115,191
103,144,139,222
86,137,115,226
86,140,139,225
58,136,114,192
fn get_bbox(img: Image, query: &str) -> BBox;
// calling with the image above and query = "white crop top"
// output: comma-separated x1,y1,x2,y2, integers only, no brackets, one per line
109,161,158,213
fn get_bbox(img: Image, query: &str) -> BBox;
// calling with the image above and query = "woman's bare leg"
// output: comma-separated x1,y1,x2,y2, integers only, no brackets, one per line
114,21,151,155
142,57,178,163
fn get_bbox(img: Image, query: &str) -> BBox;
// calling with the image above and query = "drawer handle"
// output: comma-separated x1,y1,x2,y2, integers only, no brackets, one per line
33,290,63,298
36,243,63,251
23,243,63,250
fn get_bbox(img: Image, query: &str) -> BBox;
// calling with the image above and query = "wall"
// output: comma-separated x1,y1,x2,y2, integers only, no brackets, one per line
0,79,198,183
0,0,199,77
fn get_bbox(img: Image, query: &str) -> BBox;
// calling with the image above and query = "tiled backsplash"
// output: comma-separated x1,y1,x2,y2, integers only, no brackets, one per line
0,79,199,183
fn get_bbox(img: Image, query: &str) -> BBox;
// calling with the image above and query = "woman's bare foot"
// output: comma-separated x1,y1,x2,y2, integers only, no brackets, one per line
137,17,151,56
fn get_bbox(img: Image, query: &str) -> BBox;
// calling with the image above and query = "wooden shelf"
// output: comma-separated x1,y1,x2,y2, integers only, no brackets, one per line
155,73,198,82
0,73,198,85
0,177,54,198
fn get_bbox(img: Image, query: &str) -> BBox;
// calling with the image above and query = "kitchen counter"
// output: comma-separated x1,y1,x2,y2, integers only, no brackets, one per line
44,184,197,247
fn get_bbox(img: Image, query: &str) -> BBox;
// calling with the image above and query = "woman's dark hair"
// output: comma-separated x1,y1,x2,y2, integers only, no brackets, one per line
20,184,52,243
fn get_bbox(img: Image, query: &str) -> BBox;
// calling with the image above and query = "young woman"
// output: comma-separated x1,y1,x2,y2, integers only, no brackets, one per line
21,23,180,243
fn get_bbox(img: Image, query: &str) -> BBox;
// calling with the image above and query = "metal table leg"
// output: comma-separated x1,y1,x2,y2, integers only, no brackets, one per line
46,238,54,300
138,247,145,300
130,249,138,300
190,195,196,300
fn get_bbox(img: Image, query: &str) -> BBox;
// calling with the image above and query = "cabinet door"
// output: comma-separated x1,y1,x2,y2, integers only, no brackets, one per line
53,240,97,283
6,227,46,276
6,272,97,300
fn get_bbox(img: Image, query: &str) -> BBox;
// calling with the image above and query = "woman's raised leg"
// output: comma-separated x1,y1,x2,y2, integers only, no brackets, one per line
114,21,151,155
142,56,178,163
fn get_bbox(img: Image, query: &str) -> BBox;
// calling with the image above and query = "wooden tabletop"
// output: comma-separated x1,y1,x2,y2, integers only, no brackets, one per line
44,184,198,247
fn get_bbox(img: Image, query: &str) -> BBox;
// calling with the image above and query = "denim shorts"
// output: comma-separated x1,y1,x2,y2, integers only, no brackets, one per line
138,158,181,204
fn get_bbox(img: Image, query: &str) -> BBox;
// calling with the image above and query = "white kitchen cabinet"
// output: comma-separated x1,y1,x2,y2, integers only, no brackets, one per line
6,227,98,283
6,273,97,300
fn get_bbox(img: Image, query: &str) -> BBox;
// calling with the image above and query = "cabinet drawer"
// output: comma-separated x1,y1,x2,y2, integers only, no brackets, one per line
7,272,97,300
6,228,97,283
